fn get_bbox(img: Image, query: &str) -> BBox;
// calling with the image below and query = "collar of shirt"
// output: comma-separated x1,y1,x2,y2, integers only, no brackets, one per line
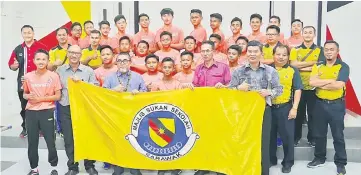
116,70,131,78
270,63,290,69
87,45,101,51
200,60,219,69
245,62,266,69
264,41,281,48
65,63,86,72
56,44,71,50
321,58,341,66
21,39,38,48
299,42,317,49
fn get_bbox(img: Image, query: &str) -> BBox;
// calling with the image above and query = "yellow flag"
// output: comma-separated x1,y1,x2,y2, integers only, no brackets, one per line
68,80,265,175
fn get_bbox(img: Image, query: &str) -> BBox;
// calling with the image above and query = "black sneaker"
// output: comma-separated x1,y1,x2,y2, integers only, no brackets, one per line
20,129,27,138
282,166,292,173
308,141,316,147
27,169,39,175
307,158,326,168
170,169,182,175
65,170,79,175
50,169,58,175
158,170,166,175
337,166,346,175
294,139,300,146
86,167,98,175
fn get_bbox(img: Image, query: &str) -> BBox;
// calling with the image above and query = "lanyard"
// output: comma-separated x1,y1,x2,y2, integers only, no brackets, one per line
117,71,132,92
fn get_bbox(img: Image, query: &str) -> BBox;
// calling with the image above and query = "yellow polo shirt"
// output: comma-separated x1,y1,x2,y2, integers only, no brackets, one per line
262,42,281,61
49,44,71,65
81,46,102,68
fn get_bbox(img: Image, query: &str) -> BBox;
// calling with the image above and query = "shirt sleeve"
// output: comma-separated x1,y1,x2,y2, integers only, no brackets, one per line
8,50,16,68
138,75,147,92
80,49,87,61
53,73,63,91
289,48,298,61
192,67,200,87
310,64,319,77
49,49,56,63
102,76,112,89
178,29,184,43
228,69,241,89
337,62,350,82
223,65,231,85
23,74,30,93
155,29,161,43
88,69,100,86
269,68,283,98
292,67,303,90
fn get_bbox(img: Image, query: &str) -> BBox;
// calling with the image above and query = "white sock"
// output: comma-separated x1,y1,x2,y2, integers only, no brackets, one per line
31,167,38,172
52,166,58,171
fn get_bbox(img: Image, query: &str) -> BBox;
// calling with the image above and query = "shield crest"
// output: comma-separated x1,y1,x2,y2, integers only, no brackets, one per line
148,118,175,147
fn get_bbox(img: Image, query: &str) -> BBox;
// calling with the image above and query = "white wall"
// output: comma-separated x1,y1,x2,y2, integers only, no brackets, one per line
273,1,292,38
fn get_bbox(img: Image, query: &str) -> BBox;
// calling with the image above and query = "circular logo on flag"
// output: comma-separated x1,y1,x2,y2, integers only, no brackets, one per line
126,103,199,161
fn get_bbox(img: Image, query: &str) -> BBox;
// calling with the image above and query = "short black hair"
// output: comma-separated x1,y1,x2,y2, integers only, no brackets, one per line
99,20,110,28
100,45,114,53
117,52,131,59
114,14,127,23
228,45,242,55
162,57,175,64
273,44,290,55
210,13,222,22
138,13,149,21
160,31,172,39
236,36,249,43
145,54,159,63
181,51,194,59
291,19,303,26
247,40,263,53
303,26,316,33
138,40,150,49
270,15,281,23
90,30,101,36
34,49,49,58
21,25,34,32
190,9,202,16
266,25,281,34
56,27,68,34
231,17,242,26
70,22,82,30
119,36,131,44
324,40,340,48
160,8,174,16
201,40,215,49
84,20,94,26
209,34,222,41
250,13,262,22
184,35,196,43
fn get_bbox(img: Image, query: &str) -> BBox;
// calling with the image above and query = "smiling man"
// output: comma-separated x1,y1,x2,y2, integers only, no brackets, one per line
226,17,243,47
189,9,207,53
248,13,266,44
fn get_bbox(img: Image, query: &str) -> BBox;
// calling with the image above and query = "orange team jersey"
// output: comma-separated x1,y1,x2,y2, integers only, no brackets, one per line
155,26,184,47
79,36,90,49
23,70,62,110
279,32,285,44
152,79,181,91
286,36,304,49
247,32,267,43
141,72,164,86
133,30,156,50
154,49,181,63
111,33,133,49
213,30,228,53
174,71,195,83
132,56,146,65
226,34,244,47
68,36,79,45
94,65,118,87
99,37,113,47
190,26,207,53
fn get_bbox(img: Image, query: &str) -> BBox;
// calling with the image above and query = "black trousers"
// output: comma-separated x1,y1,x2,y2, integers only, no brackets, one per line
313,98,347,166
18,91,28,130
270,102,295,167
261,106,272,175
295,90,316,142
58,105,95,171
26,109,58,169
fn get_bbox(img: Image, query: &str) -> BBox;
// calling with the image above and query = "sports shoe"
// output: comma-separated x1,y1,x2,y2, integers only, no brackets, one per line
294,139,300,146
20,129,27,138
308,141,316,147
50,169,58,175
337,166,346,175
103,163,111,170
277,137,283,147
307,158,325,168
27,169,39,175
281,166,292,173
170,169,182,175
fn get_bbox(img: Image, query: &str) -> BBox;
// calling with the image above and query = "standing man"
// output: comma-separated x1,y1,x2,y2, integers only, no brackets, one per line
155,8,184,51
23,49,62,175
102,52,147,175
112,15,133,52
8,25,48,138
81,30,102,70
285,19,304,49
228,40,283,175
68,22,82,45
79,20,94,49
95,45,117,87
56,45,99,175
290,26,324,146
262,25,282,64
210,13,227,54
268,16,285,44
154,31,181,63
189,9,207,53
226,17,243,47
235,36,249,65
208,34,228,65
48,27,71,71
98,20,113,47
248,13,267,43
308,40,348,175
133,13,157,53
269,45,302,173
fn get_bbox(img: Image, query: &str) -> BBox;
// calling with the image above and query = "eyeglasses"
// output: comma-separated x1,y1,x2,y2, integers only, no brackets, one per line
68,51,82,56
116,59,130,64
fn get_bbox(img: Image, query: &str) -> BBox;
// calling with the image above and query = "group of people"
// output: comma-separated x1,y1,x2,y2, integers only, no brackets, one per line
7,7,349,175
